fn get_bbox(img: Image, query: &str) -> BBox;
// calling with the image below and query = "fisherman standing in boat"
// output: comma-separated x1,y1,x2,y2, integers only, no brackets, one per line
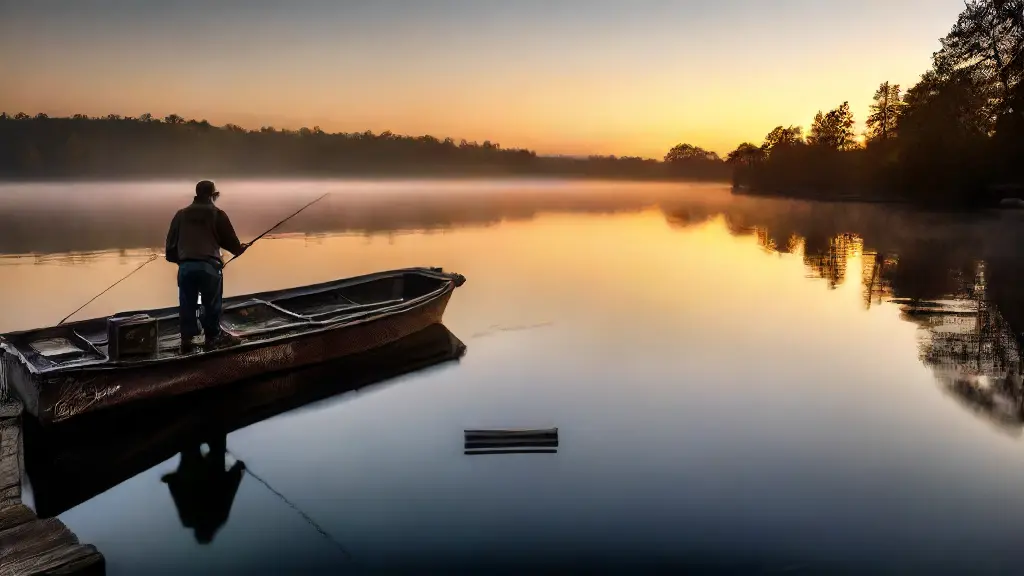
165,180,249,353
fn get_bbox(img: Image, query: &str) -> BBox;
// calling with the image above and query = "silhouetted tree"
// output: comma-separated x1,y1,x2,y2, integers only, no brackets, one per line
866,82,903,141
726,143,764,167
936,0,1023,106
761,125,804,156
894,67,996,205
727,142,765,188
731,26,1024,205
664,143,719,162
659,143,726,179
807,102,856,150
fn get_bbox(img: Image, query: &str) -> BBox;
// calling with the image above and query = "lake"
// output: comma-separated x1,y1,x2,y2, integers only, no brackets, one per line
5,179,1024,573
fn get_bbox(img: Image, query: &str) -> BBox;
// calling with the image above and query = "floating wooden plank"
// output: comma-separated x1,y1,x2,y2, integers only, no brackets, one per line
463,428,560,455
463,428,558,441
464,448,558,456
464,438,559,449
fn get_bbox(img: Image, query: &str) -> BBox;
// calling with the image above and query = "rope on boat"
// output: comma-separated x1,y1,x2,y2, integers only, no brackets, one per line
225,448,358,564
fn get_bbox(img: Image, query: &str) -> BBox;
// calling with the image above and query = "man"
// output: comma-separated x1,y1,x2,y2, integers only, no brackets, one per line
165,180,248,353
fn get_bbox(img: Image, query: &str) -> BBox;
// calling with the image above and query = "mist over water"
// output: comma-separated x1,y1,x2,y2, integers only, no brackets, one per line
6,179,1024,573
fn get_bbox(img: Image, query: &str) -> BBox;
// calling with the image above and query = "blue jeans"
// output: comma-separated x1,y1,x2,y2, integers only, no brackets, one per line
177,260,224,340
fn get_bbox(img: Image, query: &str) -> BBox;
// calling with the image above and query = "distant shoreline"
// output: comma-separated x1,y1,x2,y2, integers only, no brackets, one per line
0,172,730,185
0,115,733,184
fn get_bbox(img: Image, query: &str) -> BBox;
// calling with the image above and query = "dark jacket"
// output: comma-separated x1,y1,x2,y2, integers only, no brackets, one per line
165,197,244,266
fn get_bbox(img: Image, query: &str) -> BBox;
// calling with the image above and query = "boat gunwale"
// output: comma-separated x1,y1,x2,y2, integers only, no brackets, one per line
5,283,451,374
0,266,462,375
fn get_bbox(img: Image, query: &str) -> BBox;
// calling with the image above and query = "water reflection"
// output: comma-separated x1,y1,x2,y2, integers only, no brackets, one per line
12,181,1024,570
7,181,1024,436
24,323,467,521
161,437,244,545
662,198,1024,433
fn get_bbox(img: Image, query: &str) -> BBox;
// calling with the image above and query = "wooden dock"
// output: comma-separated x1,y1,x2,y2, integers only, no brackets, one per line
1,398,105,576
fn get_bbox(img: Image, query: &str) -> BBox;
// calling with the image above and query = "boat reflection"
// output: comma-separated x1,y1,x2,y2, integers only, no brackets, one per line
24,323,467,522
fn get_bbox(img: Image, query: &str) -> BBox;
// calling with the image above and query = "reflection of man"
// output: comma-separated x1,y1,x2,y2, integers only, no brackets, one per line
161,435,245,544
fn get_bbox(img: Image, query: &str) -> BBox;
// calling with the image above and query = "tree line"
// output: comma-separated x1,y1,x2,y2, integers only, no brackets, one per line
725,0,1024,208
0,112,729,182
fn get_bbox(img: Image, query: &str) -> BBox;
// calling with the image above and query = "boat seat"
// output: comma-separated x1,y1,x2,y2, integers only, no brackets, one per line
220,300,309,336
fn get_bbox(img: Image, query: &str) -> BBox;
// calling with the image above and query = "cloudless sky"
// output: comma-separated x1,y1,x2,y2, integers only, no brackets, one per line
1,0,966,157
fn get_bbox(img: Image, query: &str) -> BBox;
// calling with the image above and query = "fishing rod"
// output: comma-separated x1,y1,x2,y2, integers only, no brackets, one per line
56,192,331,326
223,192,329,268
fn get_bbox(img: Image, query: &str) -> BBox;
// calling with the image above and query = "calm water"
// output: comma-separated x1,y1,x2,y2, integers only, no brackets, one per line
5,179,1024,573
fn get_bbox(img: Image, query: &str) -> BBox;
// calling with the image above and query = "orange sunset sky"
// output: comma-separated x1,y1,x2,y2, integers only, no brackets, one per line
1,0,966,158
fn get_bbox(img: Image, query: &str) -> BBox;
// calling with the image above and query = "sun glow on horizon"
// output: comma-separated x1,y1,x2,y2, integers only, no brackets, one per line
0,1,966,159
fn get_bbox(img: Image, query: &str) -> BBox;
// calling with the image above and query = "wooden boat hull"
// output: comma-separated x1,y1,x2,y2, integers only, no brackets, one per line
1,267,465,425
24,323,467,518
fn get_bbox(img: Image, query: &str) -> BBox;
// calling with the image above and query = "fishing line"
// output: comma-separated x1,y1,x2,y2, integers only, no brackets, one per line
56,193,330,325
57,253,159,325
224,447,358,564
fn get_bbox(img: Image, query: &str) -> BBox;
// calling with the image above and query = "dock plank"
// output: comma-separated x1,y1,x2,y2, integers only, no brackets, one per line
0,504,35,532
2,544,104,576
0,399,105,575
0,415,21,506
0,402,20,419
0,517,78,562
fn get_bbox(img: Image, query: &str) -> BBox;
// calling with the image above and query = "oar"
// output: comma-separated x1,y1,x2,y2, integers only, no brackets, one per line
56,192,330,325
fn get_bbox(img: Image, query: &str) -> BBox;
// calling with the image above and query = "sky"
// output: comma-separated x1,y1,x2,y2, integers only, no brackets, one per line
1,0,967,158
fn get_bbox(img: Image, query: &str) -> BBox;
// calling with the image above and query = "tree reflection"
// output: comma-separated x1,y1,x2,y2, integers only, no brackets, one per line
663,199,1024,432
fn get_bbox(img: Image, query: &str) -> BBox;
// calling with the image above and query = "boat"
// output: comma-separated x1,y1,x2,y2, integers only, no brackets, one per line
0,267,466,425
24,322,467,518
